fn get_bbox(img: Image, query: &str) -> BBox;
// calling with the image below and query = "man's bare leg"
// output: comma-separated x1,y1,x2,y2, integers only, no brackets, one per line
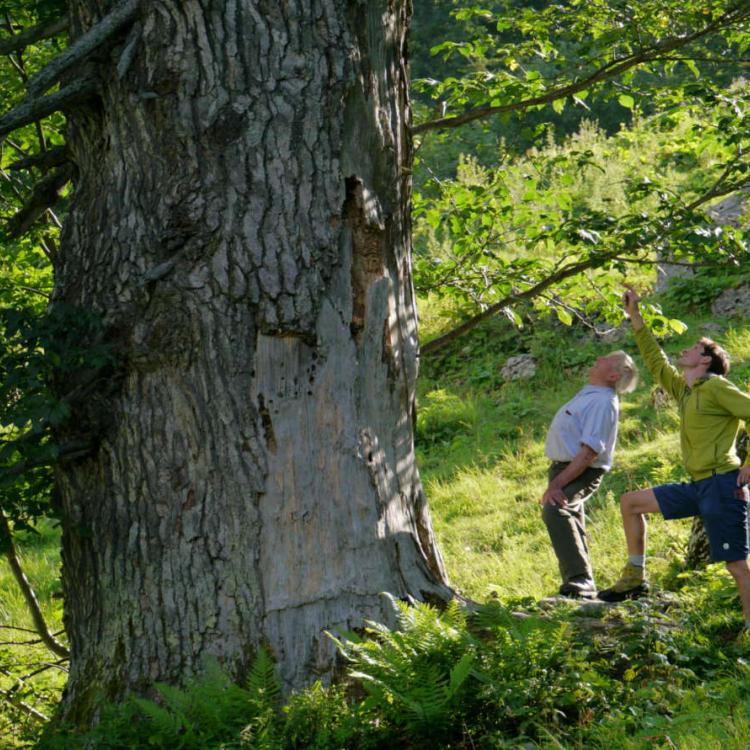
726,559,750,625
599,489,661,602
620,488,661,556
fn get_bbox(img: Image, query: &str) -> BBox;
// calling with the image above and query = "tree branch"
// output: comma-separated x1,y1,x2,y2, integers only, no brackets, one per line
1,441,93,478
0,637,45,646
116,21,142,80
413,7,750,134
420,253,609,355
0,284,52,299
0,687,48,723
419,155,750,356
0,15,67,56
8,145,68,172
26,0,140,97
5,162,74,239
0,624,40,634
22,660,69,680
0,76,97,139
0,512,69,659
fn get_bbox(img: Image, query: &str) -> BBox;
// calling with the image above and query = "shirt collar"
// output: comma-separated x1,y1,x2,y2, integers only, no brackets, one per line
581,384,616,395
691,373,716,388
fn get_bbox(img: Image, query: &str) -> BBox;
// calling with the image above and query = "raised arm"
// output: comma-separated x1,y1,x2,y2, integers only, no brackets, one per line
623,285,687,402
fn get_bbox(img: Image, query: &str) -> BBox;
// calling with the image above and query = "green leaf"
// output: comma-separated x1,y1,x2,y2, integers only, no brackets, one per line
618,94,635,110
448,653,474,695
502,307,523,328
684,58,700,78
556,308,573,326
668,318,688,334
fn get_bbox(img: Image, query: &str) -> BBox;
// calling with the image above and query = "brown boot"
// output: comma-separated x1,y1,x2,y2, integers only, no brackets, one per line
598,562,648,602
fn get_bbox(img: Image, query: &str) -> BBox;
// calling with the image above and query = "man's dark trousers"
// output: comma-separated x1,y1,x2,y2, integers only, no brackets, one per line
542,462,605,595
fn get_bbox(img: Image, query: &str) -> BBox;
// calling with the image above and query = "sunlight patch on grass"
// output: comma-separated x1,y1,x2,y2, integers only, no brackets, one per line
0,523,66,749
587,676,750,749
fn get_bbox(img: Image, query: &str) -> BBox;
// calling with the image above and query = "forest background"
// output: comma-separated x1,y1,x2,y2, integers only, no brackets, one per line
2,0,750,747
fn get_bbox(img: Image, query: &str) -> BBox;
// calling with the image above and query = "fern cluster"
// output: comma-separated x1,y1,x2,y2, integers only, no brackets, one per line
331,596,610,746
40,652,281,750
39,585,750,749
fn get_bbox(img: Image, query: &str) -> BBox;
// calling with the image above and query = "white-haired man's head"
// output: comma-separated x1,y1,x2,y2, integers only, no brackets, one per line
589,351,638,394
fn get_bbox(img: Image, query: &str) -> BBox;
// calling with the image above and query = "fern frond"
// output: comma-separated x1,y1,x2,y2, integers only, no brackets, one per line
154,681,193,717
448,652,474,696
472,600,515,631
399,664,450,729
132,695,187,746
246,646,282,709
441,599,467,629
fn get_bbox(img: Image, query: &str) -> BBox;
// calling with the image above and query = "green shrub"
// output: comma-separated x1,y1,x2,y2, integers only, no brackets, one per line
41,653,282,750
661,270,743,314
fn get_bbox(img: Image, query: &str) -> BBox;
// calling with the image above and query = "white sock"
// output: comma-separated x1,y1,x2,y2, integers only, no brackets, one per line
745,620,750,630
628,554,645,567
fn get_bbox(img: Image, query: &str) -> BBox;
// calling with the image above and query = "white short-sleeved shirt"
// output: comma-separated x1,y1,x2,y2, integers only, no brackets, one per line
544,385,619,470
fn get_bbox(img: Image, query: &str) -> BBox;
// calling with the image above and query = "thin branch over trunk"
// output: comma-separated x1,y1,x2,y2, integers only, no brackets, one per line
6,162,74,238
0,76,96,138
8,145,68,172
0,441,92,478
27,0,140,97
0,687,48,723
0,15,67,56
0,513,69,659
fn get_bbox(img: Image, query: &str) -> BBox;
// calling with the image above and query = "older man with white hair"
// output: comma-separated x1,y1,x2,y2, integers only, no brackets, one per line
541,350,638,599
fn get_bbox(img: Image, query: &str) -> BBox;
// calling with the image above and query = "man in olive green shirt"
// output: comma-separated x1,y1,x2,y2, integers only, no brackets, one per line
600,287,750,632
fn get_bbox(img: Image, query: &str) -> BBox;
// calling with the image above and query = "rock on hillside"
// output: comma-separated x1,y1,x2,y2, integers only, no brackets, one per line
711,284,750,318
501,354,536,381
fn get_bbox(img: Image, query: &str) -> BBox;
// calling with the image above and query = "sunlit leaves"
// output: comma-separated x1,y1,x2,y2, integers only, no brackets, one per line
0,4,65,315
413,0,750,131
413,98,750,338
0,3,72,533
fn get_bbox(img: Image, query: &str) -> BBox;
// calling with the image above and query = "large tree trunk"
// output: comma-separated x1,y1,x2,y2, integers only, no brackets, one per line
685,517,710,569
55,0,449,725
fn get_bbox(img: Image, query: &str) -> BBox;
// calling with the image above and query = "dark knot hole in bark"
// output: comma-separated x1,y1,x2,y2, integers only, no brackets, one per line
343,176,385,344
256,393,277,453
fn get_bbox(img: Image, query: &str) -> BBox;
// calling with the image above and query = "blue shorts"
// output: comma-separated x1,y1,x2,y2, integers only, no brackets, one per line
654,470,749,562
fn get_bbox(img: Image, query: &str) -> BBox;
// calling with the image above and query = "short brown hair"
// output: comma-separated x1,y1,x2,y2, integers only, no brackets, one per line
699,337,730,376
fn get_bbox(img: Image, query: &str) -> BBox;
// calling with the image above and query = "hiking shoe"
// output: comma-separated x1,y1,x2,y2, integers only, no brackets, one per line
559,579,598,600
559,588,599,601
598,563,649,602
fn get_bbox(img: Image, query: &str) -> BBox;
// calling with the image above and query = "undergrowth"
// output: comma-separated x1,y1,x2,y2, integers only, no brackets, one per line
37,582,750,749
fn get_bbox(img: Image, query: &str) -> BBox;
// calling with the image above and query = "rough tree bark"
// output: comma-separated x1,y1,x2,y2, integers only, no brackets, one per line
55,0,450,725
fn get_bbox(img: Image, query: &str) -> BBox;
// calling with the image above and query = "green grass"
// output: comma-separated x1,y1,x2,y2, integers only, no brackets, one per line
2,295,750,748
413,297,750,747
0,522,66,748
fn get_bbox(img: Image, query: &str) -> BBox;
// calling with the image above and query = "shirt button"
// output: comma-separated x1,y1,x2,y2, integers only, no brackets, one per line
723,542,730,550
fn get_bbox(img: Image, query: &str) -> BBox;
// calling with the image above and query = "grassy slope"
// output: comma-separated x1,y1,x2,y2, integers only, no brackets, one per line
2,302,750,748
0,522,66,747
419,308,750,601
417,301,750,748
